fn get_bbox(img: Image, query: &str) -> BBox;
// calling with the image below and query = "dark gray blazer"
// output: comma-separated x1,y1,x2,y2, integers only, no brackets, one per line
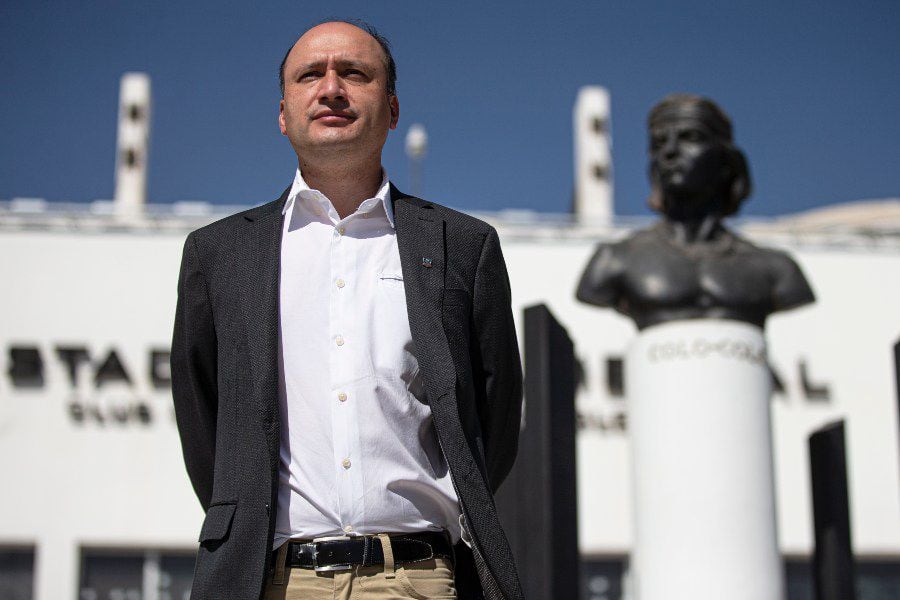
171,185,525,599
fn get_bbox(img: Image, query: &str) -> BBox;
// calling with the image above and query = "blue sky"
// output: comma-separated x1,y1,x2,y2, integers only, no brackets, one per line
2,1,898,216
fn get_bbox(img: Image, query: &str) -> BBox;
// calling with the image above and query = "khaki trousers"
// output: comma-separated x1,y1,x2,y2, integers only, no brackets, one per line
264,533,457,600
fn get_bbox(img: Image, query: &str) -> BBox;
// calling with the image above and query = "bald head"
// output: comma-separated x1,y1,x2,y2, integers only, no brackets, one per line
279,19,396,97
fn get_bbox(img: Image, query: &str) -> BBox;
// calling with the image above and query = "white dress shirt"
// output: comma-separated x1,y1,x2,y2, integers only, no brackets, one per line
273,169,460,549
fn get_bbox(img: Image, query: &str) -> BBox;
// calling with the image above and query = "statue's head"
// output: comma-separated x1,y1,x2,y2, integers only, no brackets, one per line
647,94,751,218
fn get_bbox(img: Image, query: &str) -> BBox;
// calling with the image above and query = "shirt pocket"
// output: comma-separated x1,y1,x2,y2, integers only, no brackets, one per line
377,271,405,290
372,271,418,386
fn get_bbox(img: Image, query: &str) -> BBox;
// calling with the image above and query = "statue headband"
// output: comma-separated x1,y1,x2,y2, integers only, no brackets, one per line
648,96,734,142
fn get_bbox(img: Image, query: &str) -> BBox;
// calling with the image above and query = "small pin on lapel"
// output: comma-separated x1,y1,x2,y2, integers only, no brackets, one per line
421,257,433,268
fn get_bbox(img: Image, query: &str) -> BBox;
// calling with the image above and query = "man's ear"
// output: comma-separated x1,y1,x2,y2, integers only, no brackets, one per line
389,95,399,130
279,99,287,136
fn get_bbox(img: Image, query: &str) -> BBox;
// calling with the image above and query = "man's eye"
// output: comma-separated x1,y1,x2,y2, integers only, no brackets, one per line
299,71,321,81
344,69,366,79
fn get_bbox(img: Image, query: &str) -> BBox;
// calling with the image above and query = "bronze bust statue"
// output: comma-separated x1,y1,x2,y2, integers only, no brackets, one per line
576,94,814,330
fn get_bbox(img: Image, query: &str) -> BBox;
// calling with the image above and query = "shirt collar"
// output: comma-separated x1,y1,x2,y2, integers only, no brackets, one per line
282,168,394,229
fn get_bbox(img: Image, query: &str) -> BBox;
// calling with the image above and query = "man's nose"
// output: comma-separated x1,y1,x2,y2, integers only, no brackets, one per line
318,70,345,101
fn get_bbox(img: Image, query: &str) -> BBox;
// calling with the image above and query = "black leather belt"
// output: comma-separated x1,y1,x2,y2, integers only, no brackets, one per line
273,531,453,572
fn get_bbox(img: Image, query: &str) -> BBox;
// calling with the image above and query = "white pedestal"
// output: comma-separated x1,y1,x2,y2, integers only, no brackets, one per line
626,319,784,600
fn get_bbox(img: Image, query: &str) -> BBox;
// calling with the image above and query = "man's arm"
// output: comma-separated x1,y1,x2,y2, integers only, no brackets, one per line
171,233,218,511
471,227,523,493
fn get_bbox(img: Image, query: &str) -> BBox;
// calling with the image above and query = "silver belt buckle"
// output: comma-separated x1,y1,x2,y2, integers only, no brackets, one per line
311,535,353,572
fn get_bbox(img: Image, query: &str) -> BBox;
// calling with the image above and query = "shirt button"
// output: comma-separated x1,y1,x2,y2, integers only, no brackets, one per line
335,335,344,347
338,227,346,235
344,525,353,533
338,392,347,402
336,278,345,289
342,458,351,469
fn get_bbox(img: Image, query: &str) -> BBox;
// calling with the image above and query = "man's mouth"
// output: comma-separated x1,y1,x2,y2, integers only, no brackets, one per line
313,111,356,125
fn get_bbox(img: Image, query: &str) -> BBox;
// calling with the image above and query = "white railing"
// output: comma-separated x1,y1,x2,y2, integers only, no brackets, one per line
2,198,899,251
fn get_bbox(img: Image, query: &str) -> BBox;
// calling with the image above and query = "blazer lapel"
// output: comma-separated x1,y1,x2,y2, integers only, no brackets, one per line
392,186,455,400
239,187,289,445
393,188,517,597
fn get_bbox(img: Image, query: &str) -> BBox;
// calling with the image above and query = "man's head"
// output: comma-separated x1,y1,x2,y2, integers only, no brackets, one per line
647,94,751,218
279,20,396,98
278,20,399,164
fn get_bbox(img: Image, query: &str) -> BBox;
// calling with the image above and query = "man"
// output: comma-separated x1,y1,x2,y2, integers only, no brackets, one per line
171,20,524,599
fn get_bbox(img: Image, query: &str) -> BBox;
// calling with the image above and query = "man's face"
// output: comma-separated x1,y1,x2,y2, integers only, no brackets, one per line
279,22,399,160
649,115,728,206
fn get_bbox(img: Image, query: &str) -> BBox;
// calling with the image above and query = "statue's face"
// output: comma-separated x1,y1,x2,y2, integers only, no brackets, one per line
649,114,729,212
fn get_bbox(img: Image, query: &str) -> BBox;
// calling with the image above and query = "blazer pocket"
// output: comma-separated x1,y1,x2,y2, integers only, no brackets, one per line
442,289,473,364
198,502,237,544
442,288,471,310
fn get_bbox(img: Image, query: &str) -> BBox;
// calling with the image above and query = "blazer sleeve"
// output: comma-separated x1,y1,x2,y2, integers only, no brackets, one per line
171,233,218,511
471,227,523,492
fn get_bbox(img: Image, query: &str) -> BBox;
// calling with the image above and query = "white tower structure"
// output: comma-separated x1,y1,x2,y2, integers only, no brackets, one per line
574,86,613,223
113,73,151,220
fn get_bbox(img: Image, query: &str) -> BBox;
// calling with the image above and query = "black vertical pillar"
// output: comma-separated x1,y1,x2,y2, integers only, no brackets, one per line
894,339,899,487
496,304,579,600
808,420,856,600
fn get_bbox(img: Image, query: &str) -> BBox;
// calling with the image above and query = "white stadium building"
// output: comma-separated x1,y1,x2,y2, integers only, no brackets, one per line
1,80,898,599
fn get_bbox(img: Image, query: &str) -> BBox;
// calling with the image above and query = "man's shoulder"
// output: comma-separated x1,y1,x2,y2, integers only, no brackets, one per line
187,190,288,243
397,194,496,238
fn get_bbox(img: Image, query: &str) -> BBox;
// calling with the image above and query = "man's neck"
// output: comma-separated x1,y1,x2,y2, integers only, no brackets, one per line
298,157,384,220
